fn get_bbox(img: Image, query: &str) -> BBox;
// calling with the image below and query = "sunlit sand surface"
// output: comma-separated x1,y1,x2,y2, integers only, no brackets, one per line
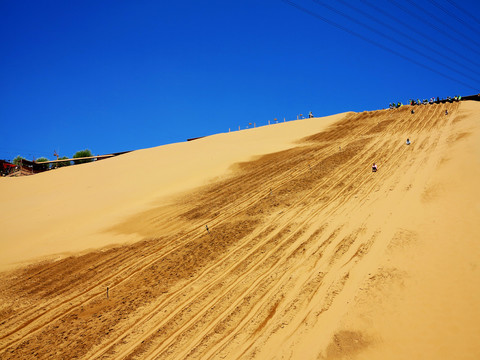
1,101,479,359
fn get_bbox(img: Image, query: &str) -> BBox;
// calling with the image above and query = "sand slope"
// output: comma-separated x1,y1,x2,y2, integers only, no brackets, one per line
0,113,346,270
0,102,479,359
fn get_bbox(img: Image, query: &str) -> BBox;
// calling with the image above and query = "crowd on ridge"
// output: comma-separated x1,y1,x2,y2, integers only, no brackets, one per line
389,95,462,109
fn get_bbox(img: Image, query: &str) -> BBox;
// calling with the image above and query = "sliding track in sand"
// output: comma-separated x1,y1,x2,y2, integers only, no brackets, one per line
0,101,475,359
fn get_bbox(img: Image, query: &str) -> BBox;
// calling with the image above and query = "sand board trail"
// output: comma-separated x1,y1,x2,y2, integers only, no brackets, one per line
0,102,479,359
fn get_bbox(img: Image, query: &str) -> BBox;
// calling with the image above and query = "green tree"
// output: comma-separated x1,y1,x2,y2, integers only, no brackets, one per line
36,157,50,171
73,149,93,164
13,155,25,166
56,156,71,168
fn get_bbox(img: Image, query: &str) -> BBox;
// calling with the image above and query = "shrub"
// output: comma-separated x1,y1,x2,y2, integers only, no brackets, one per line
36,157,50,171
13,155,25,166
56,156,71,168
73,149,93,164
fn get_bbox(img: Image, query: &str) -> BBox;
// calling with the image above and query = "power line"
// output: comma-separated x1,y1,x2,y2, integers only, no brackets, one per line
388,0,480,55
427,0,480,35
335,0,480,79
310,0,480,83
405,0,480,49
358,0,479,70
445,0,480,27
280,0,478,91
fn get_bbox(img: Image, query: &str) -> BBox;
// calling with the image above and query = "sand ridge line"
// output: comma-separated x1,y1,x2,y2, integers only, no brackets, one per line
86,112,386,358
0,109,402,348
128,112,416,358
251,104,463,359
225,105,462,360
84,112,388,358
348,105,458,212
94,109,408,358
0,102,472,359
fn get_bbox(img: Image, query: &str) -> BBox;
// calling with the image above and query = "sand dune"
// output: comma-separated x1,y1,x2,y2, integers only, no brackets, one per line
0,113,346,270
0,102,479,359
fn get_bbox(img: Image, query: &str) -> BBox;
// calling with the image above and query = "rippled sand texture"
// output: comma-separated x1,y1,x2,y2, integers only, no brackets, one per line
1,101,479,359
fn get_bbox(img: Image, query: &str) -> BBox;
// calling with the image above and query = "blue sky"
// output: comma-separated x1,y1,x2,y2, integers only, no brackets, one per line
1,0,479,161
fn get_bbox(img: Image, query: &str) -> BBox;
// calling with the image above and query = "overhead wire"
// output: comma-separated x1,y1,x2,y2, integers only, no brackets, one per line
388,0,480,55
404,0,480,49
309,0,479,83
280,0,478,91
335,0,480,79
427,0,480,35
358,0,479,69
445,0,480,27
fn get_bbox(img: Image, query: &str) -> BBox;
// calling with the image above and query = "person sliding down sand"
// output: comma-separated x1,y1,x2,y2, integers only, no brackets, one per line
372,163,377,172
406,138,411,145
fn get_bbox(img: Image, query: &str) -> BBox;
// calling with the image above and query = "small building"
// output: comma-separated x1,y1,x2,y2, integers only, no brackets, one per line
0,160,17,176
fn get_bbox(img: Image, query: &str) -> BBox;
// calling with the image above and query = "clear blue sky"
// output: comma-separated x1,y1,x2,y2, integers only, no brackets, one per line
1,0,479,161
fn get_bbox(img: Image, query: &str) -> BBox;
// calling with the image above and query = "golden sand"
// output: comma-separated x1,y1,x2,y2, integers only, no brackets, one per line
0,102,479,359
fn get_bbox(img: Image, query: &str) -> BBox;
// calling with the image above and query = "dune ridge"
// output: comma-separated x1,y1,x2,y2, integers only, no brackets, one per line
0,112,346,270
0,102,479,359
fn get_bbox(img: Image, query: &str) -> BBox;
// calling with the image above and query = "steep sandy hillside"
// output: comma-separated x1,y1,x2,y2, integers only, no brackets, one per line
0,101,478,359
0,112,346,270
